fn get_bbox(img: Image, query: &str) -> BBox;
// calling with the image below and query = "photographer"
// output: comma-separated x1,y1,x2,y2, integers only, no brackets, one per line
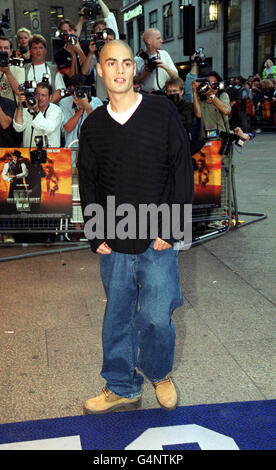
165,76,194,134
54,19,87,87
134,28,178,93
15,28,32,64
81,27,115,100
0,36,25,103
13,81,63,148
59,74,102,158
25,35,65,104
0,84,17,147
80,0,119,39
192,71,231,140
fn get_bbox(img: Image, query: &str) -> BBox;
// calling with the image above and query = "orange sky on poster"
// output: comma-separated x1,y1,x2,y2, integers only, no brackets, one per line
41,148,72,196
193,141,221,187
0,148,72,201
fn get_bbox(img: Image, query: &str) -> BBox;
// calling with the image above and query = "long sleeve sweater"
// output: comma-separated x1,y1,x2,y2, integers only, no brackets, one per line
78,93,194,254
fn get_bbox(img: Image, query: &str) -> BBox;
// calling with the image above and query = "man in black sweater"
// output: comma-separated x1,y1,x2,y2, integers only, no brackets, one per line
78,40,193,414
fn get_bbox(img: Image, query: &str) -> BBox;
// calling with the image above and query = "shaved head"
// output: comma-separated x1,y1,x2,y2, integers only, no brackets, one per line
99,40,134,65
143,28,160,43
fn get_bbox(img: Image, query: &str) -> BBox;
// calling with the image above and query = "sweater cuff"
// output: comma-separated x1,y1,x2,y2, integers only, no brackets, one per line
89,238,105,253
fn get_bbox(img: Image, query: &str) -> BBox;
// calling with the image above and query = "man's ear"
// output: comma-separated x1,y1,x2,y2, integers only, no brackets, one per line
97,62,103,78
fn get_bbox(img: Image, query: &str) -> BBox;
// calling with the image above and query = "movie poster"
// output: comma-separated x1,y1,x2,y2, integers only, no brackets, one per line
193,140,222,208
0,148,72,217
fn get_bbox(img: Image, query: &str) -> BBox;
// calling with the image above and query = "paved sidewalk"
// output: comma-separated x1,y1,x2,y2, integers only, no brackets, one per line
0,133,275,424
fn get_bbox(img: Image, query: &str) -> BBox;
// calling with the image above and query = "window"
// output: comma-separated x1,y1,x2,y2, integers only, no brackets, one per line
257,30,276,71
127,21,134,52
163,3,173,40
227,39,240,76
227,0,241,33
257,0,276,25
137,16,145,50
255,0,276,73
179,0,184,35
50,6,64,29
149,10,158,29
224,1,241,77
199,0,212,29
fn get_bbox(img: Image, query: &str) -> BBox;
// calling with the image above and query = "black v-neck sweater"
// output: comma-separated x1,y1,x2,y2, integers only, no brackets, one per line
78,93,193,254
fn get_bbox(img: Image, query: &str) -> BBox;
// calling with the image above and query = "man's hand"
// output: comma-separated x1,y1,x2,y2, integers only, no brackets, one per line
0,65,9,74
153,237,172,251
18,92,39,113
73,93,91,113
17,92,26,108
89,41,97,55
64,43,76,56
96,242,112,255
234,127,250,141
192,79,199,91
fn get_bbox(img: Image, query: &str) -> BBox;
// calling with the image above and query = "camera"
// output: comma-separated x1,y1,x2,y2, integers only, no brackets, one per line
81,0,101,21
30,136,47,164
73,85,92,101
19,46,28,55
60,88,72,98
90,30,108,51
11,57,24,67
0,51,24,68
55,30,78,46
18,81,37,107
42,73,50,83
167,93,181,105
194,47,206,65
136,49,158,72
219,131,245,156
197,78,225,98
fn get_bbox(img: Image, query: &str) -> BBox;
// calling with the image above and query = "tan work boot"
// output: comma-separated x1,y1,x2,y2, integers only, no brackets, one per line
152,377,178,411
83,386,142,415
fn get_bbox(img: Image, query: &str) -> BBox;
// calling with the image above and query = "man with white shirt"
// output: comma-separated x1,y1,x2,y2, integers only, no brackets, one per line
81,28,116,101
0,36,25,102
13,81,63,148
24,35,65,104
134,28,178,93
80,0,119,39
78,40,193,415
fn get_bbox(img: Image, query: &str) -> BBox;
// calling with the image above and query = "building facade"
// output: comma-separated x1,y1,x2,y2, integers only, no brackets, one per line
0,0,124,61
121,0,276,79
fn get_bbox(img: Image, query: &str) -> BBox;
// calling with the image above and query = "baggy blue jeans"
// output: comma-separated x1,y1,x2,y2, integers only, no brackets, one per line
99,241,184,399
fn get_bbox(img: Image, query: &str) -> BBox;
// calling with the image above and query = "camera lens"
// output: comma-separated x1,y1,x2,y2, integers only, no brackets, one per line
27,96,37,106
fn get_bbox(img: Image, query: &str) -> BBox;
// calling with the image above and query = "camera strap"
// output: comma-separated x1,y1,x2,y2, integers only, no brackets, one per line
154,51,162,91
29,105,50,149
77,113,84,140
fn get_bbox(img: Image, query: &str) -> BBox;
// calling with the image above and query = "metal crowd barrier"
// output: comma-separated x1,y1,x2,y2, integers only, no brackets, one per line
192,141,267,246
0,143,267,262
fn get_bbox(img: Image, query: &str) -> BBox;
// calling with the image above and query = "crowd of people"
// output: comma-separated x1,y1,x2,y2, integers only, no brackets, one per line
0,0,274,244
224,72,276,133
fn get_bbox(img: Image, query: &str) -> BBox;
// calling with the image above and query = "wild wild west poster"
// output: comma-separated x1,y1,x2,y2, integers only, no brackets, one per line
193,140,222,208
0,148,72,217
